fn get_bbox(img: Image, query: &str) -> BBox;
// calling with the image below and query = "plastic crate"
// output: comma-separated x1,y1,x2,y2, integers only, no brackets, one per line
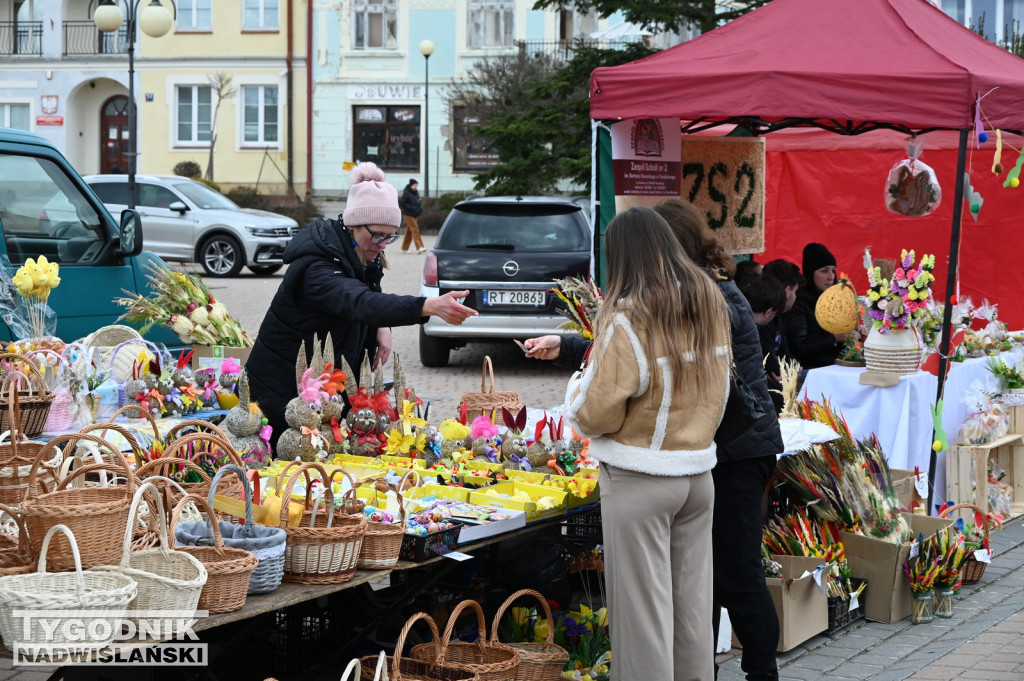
563,506,602,543
399,521,464,561
827,578,867,635
272,597,337,676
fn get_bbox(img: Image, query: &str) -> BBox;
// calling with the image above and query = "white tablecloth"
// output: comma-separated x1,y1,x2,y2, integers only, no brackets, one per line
800,349,1024,507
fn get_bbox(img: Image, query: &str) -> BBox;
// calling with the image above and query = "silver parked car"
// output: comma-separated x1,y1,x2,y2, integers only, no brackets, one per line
84,174,299,277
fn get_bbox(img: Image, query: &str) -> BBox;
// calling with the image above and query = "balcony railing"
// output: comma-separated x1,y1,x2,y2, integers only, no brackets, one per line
515,39,635,61
63,21,129,56
0,22,42,56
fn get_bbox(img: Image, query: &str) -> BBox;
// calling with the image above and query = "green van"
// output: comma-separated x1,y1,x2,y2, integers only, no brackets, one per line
0,127,179,347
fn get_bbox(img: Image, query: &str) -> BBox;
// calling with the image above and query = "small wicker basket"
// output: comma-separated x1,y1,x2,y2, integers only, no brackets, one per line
0,357,55,438
361,612,481,681
411,599,521,681
460,356,523,420
170,494,259,614
0,502,36,577
356,477,407,570
0,382,58,505
939,502,1000,586
489,589,569,681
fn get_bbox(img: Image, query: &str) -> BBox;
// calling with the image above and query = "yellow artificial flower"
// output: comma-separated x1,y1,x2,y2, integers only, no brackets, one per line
868,291,880,301
919,290,929,299
400,400,427,429
385,429,415,456
510,607,535,628
908,289,918,301
533,619,549,643
594,607,608,628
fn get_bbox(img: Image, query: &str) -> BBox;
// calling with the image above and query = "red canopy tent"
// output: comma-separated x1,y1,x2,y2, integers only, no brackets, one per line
588,0,1024,507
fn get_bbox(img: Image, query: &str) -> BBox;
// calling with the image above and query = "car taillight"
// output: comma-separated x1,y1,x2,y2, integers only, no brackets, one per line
423,252,438,287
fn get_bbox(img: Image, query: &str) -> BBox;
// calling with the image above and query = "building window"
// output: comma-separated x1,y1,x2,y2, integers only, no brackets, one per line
452,106,499,172
176,85,212,145
353,106,420,170
0,104,30,130
468,0,515,48
243,85,279,145
178,0,212,30
243,0,279,30
353,0,398,49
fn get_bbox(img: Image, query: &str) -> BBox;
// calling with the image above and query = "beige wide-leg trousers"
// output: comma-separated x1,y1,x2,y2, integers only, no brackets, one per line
602,463,715,681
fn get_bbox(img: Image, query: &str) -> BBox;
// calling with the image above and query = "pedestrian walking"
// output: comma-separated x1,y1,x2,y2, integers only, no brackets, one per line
400,178,425,253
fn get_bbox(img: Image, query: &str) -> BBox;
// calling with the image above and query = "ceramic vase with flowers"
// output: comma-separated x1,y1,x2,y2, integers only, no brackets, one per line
863,250,935,376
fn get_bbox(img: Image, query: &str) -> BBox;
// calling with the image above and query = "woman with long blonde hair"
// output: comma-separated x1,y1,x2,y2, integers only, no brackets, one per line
565,206,731,681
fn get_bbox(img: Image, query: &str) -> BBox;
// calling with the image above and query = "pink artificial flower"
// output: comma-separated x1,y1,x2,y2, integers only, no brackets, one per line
907,269,917,282
894,268,906,280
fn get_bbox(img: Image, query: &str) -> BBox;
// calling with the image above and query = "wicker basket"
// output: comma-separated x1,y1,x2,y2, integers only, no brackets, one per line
361,612,480,681
0,356,55,438
0,383,59,504
24,349,75,432
21,433,134,571
175,464,286,595
277,462,366,585
939,502,999,586
460,356,523,420
356,477,407,570
489,589,568,681
0,502,36,577
106,337,160,384
170,494,258,614
85,404,163,455
411,599,521,681
91,480,207,619
0,524,137,654
863,326,922,376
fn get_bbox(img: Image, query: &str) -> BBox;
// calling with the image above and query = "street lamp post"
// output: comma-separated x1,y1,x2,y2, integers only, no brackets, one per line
419,39,434,198
93,0,175,210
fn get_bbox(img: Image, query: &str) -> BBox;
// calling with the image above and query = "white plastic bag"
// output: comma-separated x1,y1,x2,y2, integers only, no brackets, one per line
885,137,942,217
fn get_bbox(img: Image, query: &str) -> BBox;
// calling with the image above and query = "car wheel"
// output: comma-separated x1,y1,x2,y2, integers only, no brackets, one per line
199,234,244,277
248,264,283,276
419,327,450,367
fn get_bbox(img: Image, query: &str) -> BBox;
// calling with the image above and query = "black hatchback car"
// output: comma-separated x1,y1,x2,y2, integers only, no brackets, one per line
418,196,592,367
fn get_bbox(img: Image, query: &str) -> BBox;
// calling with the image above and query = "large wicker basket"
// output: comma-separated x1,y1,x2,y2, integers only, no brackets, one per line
356,477,407,570
940,502,1000,586
0,524,137,655
0,381,58,504
170,494,258,613
489,589,568,681
460,356,523,420
0,502,36,577
863,326,922,376
92,480,207,619
0,357,55,438
21,433,134,570
278,462,366,584
362,612,480,681
411,599,521,681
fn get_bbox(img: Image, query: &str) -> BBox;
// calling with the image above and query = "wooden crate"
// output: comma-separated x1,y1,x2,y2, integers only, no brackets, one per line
945,433,1024,521
1009,405,1024,436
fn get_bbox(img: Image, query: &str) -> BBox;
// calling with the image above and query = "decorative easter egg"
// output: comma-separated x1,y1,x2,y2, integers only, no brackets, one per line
815,280,859,334
364,505,377,514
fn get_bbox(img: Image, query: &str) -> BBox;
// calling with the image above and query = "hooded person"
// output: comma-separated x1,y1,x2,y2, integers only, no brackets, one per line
246,162,476,449
399,178,425,253
783,242,844,369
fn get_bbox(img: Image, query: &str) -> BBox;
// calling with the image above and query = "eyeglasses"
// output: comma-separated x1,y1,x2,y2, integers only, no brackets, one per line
364,226,401,245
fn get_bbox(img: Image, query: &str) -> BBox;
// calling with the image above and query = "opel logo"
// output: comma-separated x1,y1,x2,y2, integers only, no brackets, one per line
502,260,519,277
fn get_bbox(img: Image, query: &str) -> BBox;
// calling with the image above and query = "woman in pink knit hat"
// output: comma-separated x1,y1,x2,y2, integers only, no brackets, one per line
247,162,476,449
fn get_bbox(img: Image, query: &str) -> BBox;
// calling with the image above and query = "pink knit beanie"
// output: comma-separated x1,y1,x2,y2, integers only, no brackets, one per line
342,162,401,228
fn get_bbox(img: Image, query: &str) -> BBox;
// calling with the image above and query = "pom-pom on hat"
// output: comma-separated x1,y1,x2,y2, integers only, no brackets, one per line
343,162,402,228
802,242,837,277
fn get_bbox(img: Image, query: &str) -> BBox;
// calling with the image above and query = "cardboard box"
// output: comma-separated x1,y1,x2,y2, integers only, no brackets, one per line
840,512,952,623
733,560,828,652
890,469,927,512
191,344,252,371
945,434,1024,521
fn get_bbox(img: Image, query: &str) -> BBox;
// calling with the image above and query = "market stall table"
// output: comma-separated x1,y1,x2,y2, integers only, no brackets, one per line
800,349,1024,507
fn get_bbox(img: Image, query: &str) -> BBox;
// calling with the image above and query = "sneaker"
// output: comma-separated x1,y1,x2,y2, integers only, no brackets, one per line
417,247,427,254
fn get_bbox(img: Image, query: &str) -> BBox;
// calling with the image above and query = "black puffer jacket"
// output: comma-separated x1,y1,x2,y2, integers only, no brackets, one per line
715,279,784,462
400,185,421,217
557,280,783,461
785,284,840,369
246,217,426,442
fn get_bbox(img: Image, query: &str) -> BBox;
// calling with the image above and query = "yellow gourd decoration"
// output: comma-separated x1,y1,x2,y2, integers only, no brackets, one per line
815,279,859,334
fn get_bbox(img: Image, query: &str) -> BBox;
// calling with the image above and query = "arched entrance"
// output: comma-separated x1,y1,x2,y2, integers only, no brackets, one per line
99,95,132,174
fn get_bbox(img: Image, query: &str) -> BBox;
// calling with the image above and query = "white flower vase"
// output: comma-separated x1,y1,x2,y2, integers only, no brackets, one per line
863,326,923,376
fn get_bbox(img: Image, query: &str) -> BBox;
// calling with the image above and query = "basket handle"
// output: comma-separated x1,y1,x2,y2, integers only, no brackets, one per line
480,355,495,394
134,456,213,485
358,478,407,529
0,502,32,563
393,612,444,678
108,337,160,375
278,462,336,530
27,432,134,498
3,377,24,454
170,493,227,556
37,524,88,601
116,480,173,567
489,588,556,645
437,598,488,662
104,404,162,440
57,440,119,489
207,464,255,531
133,475,191,535
161,431,242,470
939,502,1000,541
79,421,146,460
165,420,238,456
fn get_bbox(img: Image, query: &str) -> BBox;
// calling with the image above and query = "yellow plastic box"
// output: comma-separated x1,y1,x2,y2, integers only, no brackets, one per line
469,481,568,523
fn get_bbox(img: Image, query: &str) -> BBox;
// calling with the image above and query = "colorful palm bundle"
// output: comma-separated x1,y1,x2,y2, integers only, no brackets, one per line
763,508,858,600
549,276,603,341
115,262,252,347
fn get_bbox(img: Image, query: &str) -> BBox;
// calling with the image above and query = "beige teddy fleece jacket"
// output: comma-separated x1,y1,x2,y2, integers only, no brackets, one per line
564,311,730,476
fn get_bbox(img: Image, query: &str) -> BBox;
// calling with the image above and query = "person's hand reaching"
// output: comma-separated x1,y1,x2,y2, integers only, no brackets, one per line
523,335,561,360
423,290,478,326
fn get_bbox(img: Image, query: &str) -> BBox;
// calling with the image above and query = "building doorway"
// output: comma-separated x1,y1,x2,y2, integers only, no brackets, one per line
100,95,131,174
